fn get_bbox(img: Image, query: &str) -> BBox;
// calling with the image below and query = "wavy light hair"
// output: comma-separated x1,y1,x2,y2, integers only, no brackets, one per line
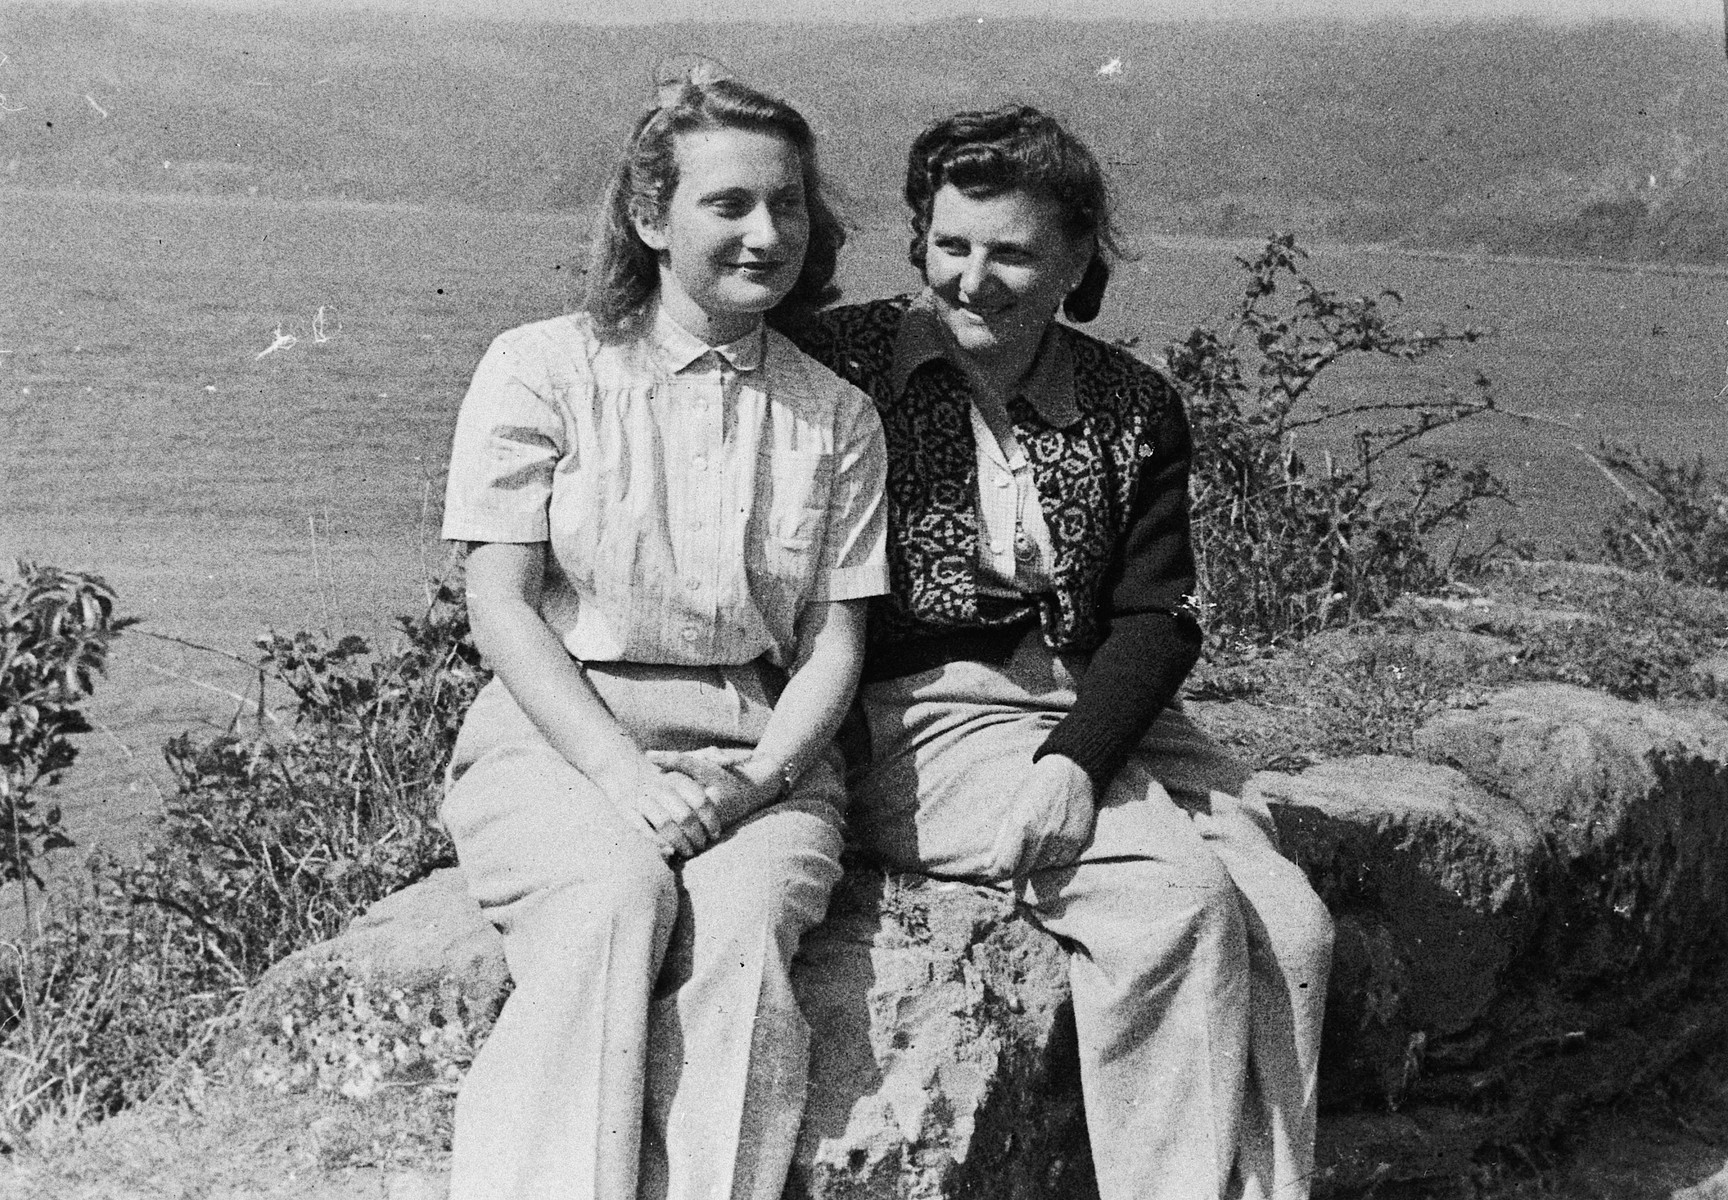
584,71,844,342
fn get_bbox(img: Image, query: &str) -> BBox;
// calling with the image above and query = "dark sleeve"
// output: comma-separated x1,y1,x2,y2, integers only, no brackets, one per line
1035,386,1203,792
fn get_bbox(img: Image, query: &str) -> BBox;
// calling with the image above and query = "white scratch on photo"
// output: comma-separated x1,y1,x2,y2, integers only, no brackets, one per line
0,94,24,119
85,93,108,119
1098,57,1123,76
256,325,298,359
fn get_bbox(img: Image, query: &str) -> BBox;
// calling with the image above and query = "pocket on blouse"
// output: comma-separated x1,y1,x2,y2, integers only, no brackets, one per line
751,450,832,597
766,451,832,541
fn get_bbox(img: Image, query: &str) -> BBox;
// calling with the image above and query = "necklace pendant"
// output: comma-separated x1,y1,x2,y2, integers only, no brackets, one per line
1013,528,1036,561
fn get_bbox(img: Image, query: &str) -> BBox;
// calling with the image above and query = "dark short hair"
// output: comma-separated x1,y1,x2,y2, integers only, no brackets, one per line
585,76,844,342
904,104,1122,322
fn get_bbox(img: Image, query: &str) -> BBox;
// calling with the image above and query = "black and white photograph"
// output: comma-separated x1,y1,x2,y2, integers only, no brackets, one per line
2,0,1726,1196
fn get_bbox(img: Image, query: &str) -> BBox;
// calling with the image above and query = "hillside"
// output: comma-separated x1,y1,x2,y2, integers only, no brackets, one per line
1,4,1726,262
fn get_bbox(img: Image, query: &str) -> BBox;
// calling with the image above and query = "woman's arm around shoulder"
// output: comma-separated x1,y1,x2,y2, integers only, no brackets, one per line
777,297,913,393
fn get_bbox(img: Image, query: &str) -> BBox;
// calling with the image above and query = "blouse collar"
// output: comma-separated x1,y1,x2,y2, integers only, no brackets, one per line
649,303,766,374
889,291,1080,428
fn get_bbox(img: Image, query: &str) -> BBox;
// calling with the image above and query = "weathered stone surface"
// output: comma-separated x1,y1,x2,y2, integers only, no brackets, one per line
1390,591,1599,636
1692,652,1728,699
1675,1158,1728,1200
1253,756,1548,1107
1312,1106,1492,1195
234,864,1094,1199
234,867,509,1041
789,870,1092,1200
1300,628,1519,676
1415,684,1728,984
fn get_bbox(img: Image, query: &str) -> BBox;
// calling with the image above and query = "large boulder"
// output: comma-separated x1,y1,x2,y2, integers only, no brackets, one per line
222,868,508,1099
220,681,1728,1197
226,865,1095,1199
1415,683,1728,986
1251,756,1548,1109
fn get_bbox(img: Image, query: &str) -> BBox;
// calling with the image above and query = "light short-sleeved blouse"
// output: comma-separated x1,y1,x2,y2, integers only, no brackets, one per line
441,306,889,668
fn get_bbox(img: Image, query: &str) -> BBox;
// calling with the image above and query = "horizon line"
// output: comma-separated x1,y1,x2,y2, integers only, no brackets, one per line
0,0,1717,26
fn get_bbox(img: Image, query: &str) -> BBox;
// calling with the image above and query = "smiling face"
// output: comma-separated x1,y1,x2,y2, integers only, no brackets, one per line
633,126,811,345
922,183,1093,378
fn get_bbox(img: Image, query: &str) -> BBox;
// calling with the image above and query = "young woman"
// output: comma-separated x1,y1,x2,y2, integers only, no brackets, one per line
792,106,1334,1200
437,72,887,1200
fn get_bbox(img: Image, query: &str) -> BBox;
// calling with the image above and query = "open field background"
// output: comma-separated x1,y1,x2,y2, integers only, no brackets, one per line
2,4,1728,864
4,6,1728,260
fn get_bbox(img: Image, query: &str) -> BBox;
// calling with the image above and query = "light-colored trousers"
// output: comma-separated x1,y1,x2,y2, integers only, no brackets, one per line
440,664,845,1200
853,634,1334,1200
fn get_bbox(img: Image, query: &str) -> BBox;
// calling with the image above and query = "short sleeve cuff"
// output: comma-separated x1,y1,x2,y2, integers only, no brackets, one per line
440,511,551,544
808,562,890,603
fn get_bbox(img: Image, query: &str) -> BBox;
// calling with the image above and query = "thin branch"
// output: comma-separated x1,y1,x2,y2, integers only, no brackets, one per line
1499,407,1587,434
132,629,260,671
134,661,284,725
1573,443,1650,506
1282,396,1493,436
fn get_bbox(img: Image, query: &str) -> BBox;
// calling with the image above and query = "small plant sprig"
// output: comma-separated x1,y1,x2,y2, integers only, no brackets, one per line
1594,445,1728,591
1167,235,1512,650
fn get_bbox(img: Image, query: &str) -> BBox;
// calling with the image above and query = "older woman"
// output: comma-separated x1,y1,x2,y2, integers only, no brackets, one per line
793,106,1334,1200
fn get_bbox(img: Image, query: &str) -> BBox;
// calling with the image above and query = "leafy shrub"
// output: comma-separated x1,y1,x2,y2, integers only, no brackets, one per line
0,581,481,1146
137,582,479,983
0,563,135,1143
1596,445,1728,590
1,564,132,892
1166,235,1511,650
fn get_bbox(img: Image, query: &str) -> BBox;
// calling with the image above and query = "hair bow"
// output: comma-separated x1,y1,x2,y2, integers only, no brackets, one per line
653,54,734,109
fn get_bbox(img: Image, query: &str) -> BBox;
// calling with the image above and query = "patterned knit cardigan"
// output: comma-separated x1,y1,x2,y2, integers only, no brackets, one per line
792,295,1201,685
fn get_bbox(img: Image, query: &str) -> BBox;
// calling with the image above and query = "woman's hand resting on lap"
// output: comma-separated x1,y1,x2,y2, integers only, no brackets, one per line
987,754,1097,881
593,755,724,861
646,747,778,835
